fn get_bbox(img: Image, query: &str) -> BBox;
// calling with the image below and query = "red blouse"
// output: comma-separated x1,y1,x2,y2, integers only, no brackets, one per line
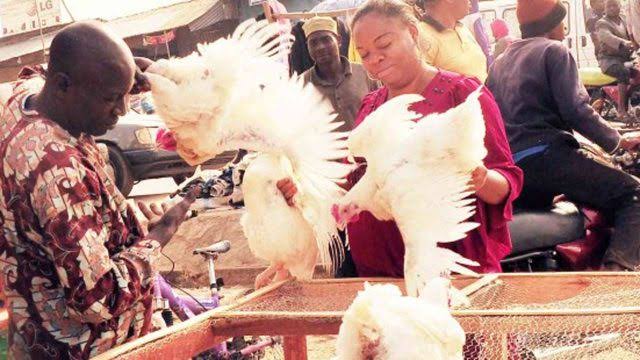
346,71,523,276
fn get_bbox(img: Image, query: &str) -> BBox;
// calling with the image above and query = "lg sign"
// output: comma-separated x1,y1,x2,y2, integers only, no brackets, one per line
1,0,62,36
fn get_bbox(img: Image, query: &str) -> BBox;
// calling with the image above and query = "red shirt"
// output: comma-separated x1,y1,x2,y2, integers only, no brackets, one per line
346,71,523,276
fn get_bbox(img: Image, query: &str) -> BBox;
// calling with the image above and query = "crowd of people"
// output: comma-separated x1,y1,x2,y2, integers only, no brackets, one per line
2,0,640,358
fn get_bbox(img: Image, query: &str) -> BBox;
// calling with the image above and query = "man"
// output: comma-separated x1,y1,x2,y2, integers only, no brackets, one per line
301,16,378,132
596,0,635,121
587,0,606,54
0,22,195,359
487,0,640,271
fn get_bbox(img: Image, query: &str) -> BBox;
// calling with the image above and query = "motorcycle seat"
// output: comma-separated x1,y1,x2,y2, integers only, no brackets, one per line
508,202,585,255
579,67,617,87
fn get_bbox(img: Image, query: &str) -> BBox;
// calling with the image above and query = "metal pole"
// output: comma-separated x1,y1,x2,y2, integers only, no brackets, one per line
163,31,171,58
34,0,46,63
60,0,75,22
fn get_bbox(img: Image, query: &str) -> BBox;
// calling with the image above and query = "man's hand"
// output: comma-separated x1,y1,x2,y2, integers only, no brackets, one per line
134,57,154,72
130,57,154,94
146,188,198,247
471,165,489,191
137,201,170,233
619,132,640,152
277,178,297,207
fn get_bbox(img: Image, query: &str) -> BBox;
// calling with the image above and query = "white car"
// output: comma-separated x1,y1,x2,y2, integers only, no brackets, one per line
96,108,236,197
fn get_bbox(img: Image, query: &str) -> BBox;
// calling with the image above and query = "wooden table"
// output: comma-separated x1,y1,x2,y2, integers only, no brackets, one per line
95,272,640,360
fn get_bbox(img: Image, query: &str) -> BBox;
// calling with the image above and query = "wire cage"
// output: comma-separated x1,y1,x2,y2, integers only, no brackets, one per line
96,272,640,360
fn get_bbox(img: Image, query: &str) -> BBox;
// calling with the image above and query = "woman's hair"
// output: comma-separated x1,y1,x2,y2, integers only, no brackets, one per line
350,0,420,31
350,0,430,67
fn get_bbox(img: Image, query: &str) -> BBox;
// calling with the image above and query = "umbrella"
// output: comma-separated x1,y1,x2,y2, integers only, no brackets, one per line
310,0,365,13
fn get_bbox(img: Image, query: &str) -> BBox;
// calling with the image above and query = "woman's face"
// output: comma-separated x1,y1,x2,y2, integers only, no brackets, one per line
353,12,421,88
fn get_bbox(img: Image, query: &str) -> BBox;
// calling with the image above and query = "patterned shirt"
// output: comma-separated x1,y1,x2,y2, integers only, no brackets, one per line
0,69,161,359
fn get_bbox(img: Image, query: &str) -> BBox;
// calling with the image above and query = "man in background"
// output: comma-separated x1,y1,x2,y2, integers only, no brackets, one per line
302,16,378,132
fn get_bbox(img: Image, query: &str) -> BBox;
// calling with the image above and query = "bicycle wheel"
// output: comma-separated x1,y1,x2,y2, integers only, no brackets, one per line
229,336,284,360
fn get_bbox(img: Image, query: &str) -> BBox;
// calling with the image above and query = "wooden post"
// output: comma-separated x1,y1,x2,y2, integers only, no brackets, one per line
283,336,308,360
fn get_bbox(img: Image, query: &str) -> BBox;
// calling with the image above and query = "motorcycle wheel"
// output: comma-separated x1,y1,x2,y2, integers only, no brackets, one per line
591,97,618,122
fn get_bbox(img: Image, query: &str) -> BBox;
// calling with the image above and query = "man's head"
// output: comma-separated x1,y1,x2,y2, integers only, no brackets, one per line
591,0,605,14
517,0,567,40
44,21,136,137
605,0,621,18
303,17,341,66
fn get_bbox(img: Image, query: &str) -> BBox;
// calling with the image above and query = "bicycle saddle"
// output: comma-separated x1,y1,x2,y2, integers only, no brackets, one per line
193,240,231,256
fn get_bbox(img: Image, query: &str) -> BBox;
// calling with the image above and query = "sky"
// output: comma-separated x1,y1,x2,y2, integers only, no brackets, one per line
62,0,187,20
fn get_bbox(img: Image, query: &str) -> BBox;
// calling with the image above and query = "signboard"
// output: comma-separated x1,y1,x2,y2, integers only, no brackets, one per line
143,30,175,46
0,0,62,36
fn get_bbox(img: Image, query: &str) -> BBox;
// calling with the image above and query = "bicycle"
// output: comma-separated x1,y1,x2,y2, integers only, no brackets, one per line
156,240,282,359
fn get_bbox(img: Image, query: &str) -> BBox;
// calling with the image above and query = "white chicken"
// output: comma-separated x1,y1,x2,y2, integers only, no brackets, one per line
332,89,487,305
145,19,353,288
334,282,465,360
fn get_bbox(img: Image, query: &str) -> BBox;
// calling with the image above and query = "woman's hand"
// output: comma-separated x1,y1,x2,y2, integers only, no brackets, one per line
471,164,489,191
277,178,298,206
473,166,511,205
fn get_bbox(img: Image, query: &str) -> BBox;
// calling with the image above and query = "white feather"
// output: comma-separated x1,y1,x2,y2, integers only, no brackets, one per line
146,19,352,280
337,88,487,303
334,282,465,360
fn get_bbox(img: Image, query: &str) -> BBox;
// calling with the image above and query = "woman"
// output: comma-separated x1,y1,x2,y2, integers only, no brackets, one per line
418,0,488,81
279,0,522,276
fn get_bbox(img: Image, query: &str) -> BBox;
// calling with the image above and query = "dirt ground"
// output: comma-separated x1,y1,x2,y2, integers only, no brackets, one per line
158,207,270,286
160,208,261,270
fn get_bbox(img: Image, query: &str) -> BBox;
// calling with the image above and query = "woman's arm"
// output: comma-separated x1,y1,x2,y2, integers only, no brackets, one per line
456,78,523,212
473,165,511,205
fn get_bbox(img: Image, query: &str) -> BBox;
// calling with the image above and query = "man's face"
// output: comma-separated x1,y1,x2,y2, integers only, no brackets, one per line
307,30,341,66
61,59,135,137
592,0,605,14
548,20,566,41
605,0,621,17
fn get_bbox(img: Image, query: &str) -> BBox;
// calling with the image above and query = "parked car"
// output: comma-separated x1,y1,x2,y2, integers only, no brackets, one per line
97,108,236,197
478,0,597,68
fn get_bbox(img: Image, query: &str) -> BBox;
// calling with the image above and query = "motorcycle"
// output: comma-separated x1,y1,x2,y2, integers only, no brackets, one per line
502,135,640,272
581,53,640,124
502,200,609,272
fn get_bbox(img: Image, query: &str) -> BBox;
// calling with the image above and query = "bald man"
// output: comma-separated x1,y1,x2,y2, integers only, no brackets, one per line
0,22,194,359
